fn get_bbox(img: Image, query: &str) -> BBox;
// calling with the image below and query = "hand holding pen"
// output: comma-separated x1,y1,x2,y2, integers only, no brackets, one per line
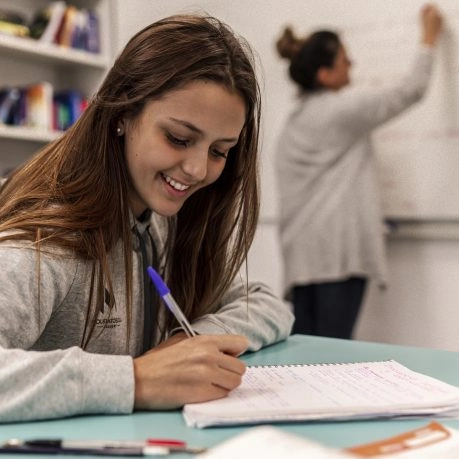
131,267,248,411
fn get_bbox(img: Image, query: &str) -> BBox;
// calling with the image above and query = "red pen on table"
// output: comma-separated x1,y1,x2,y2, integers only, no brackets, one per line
146,438,186,448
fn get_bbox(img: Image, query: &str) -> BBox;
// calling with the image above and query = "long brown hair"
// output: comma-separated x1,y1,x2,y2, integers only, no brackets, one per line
0,14,261,343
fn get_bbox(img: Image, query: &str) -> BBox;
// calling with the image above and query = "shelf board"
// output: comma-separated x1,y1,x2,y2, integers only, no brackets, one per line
0,34,109,69
0,124,62,143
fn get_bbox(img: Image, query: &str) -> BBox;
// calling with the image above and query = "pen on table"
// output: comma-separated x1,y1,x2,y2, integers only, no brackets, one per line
147,266,196,338
1,443,167,456
3,438,207,455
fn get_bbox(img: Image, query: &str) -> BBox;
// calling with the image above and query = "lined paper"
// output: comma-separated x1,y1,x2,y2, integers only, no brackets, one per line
183,360,459,428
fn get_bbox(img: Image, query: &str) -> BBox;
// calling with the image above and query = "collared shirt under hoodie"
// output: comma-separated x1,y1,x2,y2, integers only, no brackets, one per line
132,210,160,353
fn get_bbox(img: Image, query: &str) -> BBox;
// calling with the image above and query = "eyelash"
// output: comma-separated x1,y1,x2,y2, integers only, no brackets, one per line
167,133,188,147
166,133,228,159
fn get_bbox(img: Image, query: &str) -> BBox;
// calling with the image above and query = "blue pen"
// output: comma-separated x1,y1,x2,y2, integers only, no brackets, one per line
147,266,196,337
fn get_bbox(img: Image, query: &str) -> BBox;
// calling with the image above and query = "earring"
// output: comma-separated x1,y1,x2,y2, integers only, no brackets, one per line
116,126,124,136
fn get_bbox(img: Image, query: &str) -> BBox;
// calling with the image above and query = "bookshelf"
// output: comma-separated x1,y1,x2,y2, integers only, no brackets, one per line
0,0,113,174
0,33,109,68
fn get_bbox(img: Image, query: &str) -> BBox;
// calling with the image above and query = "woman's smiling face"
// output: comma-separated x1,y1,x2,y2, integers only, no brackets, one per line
123,80,246,218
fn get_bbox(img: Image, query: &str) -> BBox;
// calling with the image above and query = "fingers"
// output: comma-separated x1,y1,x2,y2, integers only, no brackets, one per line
184,334,247,387
133,334,248,410
182,335,248,391
183,336,247,398
211,352,246,391
420,3,443,46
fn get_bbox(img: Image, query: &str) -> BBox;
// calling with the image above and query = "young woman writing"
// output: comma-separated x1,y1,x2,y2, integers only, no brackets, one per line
0,14,294,422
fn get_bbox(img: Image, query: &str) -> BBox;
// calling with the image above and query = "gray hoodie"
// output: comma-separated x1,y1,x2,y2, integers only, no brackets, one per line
0,212,294,422
275,47,435,296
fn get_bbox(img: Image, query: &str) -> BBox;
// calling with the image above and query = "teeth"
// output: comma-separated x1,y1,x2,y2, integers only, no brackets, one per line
163,174,190,191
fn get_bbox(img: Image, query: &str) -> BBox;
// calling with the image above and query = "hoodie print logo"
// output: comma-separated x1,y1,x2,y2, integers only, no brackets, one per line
96,288,122,330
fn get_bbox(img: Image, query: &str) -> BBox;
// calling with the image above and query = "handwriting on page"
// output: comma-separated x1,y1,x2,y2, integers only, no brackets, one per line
183,359,459,427
231,361,457,411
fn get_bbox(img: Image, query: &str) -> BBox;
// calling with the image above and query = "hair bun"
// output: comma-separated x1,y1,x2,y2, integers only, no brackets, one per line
276,26,303,60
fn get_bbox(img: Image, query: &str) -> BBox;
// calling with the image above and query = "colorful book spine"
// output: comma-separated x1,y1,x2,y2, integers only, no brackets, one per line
0,88,20,124
25,82,54,130
1,3,101,53
55,5,77,48
86,10,100,54
53,89,85,130
36,1,67,43
0,20,29,37
0,83,86,131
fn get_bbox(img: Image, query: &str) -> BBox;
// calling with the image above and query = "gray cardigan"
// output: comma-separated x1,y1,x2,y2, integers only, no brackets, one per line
0,212,293,422
275,46,435,298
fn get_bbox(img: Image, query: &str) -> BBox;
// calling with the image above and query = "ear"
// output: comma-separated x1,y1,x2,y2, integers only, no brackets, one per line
317,67,333,87
116,122,125,136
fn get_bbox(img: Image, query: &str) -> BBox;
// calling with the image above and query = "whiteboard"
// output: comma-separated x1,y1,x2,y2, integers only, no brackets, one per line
340,1,459,220
115,0,459,221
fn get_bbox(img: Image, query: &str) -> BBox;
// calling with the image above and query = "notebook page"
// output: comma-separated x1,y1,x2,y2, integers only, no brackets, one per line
183,360,459,428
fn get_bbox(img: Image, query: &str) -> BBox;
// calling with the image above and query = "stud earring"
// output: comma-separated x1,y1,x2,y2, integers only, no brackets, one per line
116,126,123,135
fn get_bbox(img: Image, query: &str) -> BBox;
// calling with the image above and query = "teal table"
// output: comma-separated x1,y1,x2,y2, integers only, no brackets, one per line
1,334,459,457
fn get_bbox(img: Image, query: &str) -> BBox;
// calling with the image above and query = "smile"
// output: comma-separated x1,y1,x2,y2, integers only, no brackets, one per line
162,174,191,191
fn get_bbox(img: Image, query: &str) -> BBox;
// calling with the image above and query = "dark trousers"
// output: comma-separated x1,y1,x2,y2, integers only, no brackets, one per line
292,277,367,339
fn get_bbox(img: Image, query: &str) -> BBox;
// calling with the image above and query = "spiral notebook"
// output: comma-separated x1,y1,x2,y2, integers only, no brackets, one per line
183,360,459,428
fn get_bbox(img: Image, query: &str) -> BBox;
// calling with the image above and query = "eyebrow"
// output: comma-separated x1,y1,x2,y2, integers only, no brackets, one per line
168,117,239,143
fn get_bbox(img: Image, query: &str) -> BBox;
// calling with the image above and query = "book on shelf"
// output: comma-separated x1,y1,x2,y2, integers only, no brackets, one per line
0,8,29,37
53,89,85,131
57,5,100,53
26,82,53,130
183,360,459,428
86,10,100,54
0,88,20,124
55,4,77,48
0,20,29,37
28,2,100,53
9,88,27,127
29,1,66,43
0,83,86,132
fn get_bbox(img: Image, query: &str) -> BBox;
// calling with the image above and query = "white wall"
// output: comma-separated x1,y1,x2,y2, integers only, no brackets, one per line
113,0,459,352
355,237,459,351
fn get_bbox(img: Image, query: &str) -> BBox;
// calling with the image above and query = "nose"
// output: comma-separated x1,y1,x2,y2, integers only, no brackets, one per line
181,147,208,182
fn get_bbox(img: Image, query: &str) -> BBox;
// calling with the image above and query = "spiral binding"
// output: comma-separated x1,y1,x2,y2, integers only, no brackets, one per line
249,360,393,369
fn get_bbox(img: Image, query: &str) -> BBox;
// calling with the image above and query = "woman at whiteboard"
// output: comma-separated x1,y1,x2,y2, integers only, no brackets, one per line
274,4,443,338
